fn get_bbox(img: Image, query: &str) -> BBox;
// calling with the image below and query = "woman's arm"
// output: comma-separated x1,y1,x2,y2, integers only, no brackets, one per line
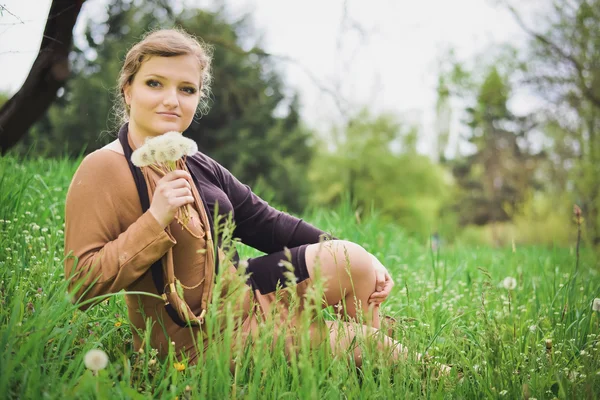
209,157,334,253
64,151,176,310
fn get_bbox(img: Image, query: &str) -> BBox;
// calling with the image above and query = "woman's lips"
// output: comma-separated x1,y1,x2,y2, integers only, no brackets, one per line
157,112,179,118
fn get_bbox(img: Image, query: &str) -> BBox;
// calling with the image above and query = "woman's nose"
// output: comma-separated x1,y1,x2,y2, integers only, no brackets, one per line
162,88,179,108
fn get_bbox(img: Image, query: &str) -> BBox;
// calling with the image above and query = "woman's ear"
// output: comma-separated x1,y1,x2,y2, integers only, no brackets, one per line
123,83,132,106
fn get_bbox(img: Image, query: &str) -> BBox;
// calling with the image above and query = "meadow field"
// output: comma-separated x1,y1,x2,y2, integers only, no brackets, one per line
0,154,599,399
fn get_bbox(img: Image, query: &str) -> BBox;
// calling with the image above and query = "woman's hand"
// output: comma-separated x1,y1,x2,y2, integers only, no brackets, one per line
368,253,394,305
149,170,195,229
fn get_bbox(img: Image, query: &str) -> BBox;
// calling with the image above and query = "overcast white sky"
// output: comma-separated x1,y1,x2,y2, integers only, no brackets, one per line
0,0,541,156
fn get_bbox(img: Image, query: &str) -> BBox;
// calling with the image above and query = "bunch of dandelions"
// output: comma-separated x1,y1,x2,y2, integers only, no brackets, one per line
131,131,198,226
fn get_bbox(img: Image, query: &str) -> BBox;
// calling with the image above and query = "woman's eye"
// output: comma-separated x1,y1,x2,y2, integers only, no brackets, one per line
146,80,161,88
181,87,197,95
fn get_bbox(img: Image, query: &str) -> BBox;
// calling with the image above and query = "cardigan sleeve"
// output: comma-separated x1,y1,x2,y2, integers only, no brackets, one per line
209,158,335,254
64,150,176,310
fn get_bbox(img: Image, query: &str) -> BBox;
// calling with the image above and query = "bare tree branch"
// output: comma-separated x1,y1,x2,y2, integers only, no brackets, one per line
506,4,600,109
0,4,25,24
0,0,85,154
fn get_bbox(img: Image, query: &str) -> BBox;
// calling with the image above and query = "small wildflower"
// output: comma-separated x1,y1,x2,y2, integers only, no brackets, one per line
114,321,122,328
545,339,553,354
185,385,192,392
238,259,249,270
499,390,508,396
502,277,517,290
84,349,109,372
592,298,600,312
529,325,536,333
148,359,156,366
173,362,185,372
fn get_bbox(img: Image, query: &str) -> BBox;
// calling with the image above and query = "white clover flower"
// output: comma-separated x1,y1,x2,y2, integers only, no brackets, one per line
502,277,517,290
592,298,600,312
84,349,109,372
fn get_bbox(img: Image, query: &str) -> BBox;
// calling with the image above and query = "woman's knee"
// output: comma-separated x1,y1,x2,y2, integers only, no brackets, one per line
336,240,375,280
308,240,375,283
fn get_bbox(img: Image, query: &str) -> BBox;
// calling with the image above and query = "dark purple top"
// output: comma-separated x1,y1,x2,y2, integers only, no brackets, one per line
186,151,333,255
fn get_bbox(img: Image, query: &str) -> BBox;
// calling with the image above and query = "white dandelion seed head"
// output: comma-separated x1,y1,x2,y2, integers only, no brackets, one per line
502,277,517,290
592,298,600,312
84,349,109,371
138,131,197,163
167,132,198,156
162,143,184,162
182,138,198,156
154,149,168,163
131,147,154,167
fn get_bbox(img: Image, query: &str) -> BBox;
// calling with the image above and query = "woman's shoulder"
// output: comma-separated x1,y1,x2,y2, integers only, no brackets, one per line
73,145,128,184
187,150,221,175
101,139,124,155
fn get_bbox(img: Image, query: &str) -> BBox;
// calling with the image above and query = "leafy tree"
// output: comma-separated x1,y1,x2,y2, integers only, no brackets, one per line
309,109,452,238
507,0,600,244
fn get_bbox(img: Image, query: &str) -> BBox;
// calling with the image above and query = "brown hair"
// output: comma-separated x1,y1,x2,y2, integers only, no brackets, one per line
115,28,212,124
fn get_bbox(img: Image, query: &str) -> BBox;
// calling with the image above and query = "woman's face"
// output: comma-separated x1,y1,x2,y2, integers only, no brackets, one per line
123,55,201,140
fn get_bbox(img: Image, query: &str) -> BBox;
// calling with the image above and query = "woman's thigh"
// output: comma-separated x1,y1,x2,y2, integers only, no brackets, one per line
247,240,377,309
303,240,376,307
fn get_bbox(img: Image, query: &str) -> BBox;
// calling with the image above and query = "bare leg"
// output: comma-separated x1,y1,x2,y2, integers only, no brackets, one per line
302,241,451,373
304,240,381,328
321,321,408,367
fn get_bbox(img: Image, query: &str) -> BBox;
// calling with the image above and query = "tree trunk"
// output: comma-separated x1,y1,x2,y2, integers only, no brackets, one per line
0,0,84,154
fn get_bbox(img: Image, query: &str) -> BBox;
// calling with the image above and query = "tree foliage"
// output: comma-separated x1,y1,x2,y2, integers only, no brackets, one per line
14,0,313,212
309,109,452,238
507,0,600,244
449,66,544,228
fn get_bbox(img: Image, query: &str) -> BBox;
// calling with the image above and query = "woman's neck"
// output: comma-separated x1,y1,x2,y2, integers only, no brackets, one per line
127,120,149,149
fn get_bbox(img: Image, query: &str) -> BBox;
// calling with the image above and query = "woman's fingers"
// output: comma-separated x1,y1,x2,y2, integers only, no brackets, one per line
375,269,385,292
369,272,394,305
162,169,193,183
149,170,195,229
163,177,192,190
169,187,193,198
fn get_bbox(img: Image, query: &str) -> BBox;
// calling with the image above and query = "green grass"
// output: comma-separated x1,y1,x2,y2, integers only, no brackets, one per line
1,153,599,399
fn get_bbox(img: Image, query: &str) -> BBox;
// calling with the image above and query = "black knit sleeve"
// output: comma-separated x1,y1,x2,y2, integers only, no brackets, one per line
210,159,334,253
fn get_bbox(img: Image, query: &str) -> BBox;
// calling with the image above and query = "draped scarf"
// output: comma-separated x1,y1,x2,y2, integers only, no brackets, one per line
118,123,217,327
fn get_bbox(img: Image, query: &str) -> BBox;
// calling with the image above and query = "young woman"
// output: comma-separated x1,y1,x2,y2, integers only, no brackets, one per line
64,29,406,366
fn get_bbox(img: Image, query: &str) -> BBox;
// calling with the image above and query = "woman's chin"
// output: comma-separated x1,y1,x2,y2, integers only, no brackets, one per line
151,122,185,135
